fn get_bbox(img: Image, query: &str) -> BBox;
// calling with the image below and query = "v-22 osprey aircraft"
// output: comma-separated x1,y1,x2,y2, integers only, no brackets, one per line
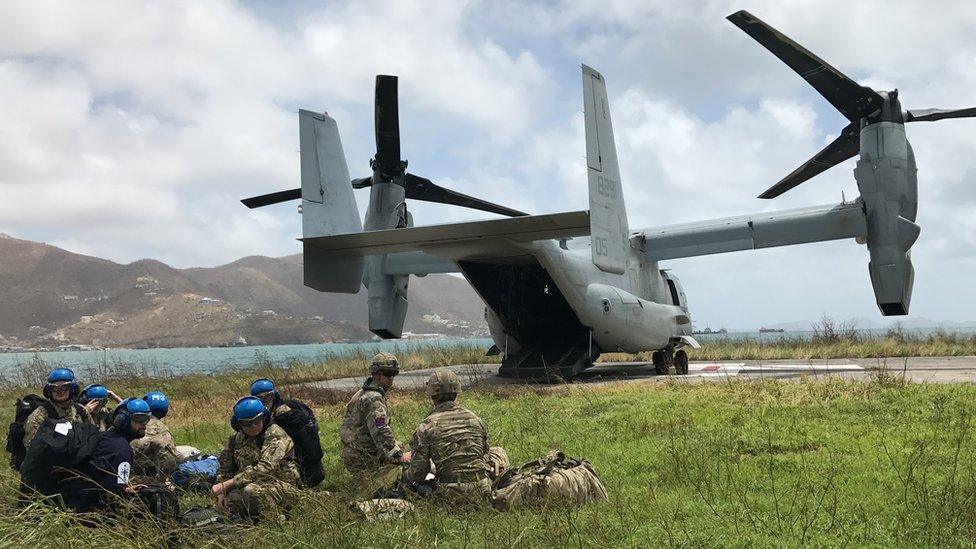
243,11,976,379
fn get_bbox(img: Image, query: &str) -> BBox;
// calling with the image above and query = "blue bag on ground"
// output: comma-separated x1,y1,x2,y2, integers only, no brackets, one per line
171,455,219,491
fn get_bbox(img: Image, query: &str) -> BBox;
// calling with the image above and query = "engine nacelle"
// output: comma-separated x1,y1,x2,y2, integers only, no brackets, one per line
581,283,688,353
854,121,919,315
363,181,410,338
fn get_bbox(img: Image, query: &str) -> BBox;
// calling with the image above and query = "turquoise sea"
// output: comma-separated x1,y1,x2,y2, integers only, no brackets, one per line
0,338,494,376
1,327,971,378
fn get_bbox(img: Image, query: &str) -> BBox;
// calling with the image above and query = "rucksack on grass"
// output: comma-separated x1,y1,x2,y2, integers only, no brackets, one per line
171,454,220,492
491,450,608,510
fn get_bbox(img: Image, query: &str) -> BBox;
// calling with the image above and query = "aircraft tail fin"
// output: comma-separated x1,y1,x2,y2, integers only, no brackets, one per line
583,65,630,274
299,109,365,293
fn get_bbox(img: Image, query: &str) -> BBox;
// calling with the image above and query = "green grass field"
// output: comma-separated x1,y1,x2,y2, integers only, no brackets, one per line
1,339,976,547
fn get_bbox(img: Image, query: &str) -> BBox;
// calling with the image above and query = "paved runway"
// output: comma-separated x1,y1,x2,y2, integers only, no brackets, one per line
303,356,976,392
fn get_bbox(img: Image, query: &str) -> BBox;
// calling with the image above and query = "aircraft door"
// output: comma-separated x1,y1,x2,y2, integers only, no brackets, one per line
660,271,688,311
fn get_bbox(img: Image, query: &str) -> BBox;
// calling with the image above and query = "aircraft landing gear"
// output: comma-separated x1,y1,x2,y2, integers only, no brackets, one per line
654,347,689,376
652,349,671,376
674,349,689,375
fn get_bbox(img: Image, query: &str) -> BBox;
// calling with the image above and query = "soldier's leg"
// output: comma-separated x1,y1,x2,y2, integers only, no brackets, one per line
224,487,251,520
239,481,301,522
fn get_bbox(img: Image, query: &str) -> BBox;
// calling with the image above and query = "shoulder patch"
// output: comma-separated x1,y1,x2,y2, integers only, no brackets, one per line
374,416,386,428
117,461,131,484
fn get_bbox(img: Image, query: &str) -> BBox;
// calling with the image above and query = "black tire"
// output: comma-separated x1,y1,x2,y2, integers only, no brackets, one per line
652,351,669,375
674,350,689,375
652,351,664,366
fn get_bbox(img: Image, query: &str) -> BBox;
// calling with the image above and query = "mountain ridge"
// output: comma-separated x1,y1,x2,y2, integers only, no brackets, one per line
0,234,487,349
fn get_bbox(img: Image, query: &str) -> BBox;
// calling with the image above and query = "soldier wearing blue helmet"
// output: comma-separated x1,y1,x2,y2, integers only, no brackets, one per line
131,391,179,485
213,396,301,522
22,369,94,449
250,378,291,418
64,398,151,512
77,384,123,431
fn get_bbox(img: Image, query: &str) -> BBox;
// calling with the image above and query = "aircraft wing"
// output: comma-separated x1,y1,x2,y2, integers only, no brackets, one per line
635,201,866,261
302,210,590,259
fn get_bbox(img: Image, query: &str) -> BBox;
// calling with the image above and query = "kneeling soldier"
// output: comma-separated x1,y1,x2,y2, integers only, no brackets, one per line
212,396,300,522
339,353,408,489
131,391,180,485
403,368,493,505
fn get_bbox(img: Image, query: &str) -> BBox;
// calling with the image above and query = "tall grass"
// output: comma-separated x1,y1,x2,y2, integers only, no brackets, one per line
2,348,976,546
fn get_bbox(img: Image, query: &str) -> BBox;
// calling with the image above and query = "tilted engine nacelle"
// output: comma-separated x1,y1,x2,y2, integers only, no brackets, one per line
581,283,688,353
363,181,410,338
854,121,919,315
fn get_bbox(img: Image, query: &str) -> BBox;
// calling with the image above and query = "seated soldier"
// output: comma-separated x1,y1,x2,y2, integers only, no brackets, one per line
63,398,151,513
23,369,94,449
339,353,409,489
130,391,180,485
211,397,301,522
402,368,494,505
76,384,122,431
250,378,289,418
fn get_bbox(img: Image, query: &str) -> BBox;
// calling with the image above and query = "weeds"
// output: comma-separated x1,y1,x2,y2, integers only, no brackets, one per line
0,351,975,546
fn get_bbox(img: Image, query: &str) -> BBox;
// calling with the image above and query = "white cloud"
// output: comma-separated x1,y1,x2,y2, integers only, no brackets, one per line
0,0,974,326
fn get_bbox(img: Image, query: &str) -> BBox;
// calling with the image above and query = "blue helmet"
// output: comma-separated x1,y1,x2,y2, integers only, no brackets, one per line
80,384,109,402
112,397,152,431
44,368,79,400
143,391,169,419
231,396,269,432
47,368,75,384
250,378,276,397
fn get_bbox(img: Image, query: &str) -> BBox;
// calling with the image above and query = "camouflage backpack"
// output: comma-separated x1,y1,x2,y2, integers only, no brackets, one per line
491,450,608,510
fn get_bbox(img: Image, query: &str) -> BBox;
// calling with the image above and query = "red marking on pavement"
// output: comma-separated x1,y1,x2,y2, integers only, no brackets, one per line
702,365,720,373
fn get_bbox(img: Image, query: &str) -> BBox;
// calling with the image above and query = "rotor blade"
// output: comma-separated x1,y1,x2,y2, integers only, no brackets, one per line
727,10,883,122
906,107,976,122
758,122,859,199
374,75,401,178
351,177,372,189
241,188,301,209
404,173,527,217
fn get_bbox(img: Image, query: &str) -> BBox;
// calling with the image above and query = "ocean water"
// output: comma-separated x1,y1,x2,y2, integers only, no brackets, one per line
0,338,494,376
1,327,971,378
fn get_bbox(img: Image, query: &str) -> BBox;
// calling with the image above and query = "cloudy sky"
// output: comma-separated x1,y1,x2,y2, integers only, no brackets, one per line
2,0,974,329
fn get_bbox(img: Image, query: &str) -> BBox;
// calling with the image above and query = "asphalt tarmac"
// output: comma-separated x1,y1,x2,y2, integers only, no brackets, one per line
304,356,976,392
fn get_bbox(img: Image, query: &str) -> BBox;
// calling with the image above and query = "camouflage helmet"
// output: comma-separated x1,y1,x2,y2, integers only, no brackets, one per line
369,352,399,375
426,368,461,400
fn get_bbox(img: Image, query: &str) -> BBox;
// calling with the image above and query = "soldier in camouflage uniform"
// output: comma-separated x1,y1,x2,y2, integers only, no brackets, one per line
76,384,117,431
339,353,407,488
23,369,95,449
212,396,301,522
131,391,180,485
403,368,494,505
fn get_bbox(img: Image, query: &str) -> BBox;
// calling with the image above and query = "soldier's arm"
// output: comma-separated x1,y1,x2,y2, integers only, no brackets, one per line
215,434,237,482
22,407,47,449
80,406,94,425
402,424,432,483
232,430,292,487
364,396,401,462
151,437,181,476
